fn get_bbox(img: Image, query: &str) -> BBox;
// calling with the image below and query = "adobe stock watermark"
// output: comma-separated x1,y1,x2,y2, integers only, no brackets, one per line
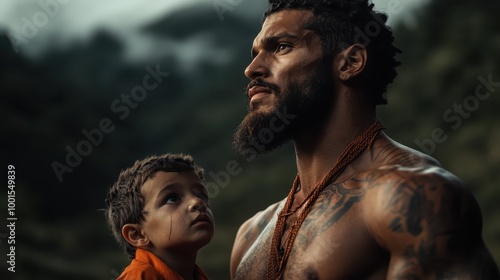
51,64,170,183
212,0,244,21
336,4,407,60
414,74,499,155
7,0,72,53
205,106,297,198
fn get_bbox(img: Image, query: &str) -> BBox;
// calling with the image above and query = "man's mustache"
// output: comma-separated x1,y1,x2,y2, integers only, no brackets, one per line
245,79,280,96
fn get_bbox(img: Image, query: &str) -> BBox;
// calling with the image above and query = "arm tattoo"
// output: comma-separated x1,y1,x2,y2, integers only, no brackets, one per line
384,173,487,279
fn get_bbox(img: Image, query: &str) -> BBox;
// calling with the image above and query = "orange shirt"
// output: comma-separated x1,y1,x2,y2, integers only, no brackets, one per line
117,248,209,280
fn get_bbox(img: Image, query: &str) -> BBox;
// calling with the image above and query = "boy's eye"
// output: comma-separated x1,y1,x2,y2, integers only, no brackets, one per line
164,194,180,204
196,191,209,205
200,196,210,208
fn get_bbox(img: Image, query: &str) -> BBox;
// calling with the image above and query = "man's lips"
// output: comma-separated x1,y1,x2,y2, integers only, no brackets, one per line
248,86,272,101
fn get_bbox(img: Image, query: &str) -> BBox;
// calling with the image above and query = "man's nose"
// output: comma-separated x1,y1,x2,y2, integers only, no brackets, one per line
244,54,269,80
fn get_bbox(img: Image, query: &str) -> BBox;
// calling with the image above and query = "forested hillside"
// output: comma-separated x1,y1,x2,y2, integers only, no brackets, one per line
0,0,498,279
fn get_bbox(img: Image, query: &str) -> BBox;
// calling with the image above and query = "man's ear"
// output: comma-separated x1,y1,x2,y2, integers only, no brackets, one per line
337,44,367,82
122,224,149,248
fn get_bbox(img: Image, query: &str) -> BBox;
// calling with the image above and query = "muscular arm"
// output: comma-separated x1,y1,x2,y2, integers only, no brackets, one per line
368,167,500,279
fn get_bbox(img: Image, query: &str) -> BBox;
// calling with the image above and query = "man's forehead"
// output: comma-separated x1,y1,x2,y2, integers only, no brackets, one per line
255,9,314,41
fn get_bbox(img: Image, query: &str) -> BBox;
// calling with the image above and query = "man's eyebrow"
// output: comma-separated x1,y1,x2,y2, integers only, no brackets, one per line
251,33,299,58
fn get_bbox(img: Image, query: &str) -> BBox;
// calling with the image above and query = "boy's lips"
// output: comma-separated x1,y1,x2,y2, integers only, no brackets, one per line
191,213,213,226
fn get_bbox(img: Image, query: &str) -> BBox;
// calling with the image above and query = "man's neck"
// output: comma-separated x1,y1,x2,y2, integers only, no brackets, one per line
293,94,376,197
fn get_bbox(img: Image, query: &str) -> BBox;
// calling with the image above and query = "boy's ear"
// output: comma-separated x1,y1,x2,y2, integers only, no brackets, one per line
122,224,149,248
336,44,367,82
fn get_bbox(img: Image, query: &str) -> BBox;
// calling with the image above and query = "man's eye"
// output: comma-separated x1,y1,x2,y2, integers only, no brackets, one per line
276,44,291,53
164,194,180,204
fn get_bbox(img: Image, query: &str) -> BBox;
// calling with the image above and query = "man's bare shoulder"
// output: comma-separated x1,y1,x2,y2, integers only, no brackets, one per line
364,135,471,199
367,161,472,222
365,138,474,234
371,134,443,168
360,142,500,278
370,136,468,200
230,200,283,278
237,201,282,243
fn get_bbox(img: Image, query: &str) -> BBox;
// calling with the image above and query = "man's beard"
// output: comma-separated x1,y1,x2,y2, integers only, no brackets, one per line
232,59,334,158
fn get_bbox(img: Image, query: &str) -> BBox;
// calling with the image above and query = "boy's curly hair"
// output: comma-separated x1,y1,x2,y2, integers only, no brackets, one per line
104,153,204,259
265,0,402,105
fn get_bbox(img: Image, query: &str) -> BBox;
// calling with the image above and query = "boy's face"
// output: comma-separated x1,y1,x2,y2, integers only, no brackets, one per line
139,170,214,253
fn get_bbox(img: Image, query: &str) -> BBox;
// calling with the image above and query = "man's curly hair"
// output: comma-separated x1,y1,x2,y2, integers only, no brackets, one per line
264,0,401,105
104,153,204,259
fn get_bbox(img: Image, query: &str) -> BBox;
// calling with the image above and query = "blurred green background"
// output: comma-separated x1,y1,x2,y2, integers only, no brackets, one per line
0,0,499,279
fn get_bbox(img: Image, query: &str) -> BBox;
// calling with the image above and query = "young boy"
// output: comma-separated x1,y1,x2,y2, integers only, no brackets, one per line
105,153,214,280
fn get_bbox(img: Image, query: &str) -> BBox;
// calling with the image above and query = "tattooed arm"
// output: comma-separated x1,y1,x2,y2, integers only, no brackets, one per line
367,166,500,280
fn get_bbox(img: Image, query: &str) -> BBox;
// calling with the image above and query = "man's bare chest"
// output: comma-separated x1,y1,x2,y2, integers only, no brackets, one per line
234,195,383,280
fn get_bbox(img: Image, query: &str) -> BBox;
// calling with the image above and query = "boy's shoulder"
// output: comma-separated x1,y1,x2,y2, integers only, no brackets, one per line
117,251,163,280
116,249,210,280
117,249,170,280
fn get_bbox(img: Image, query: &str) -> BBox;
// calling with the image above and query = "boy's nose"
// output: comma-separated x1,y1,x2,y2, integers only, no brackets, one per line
189,197,207,212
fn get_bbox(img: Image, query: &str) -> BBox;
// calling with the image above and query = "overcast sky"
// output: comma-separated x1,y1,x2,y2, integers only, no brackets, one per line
0,0,202,38
0,0,424,34
0,0,425,58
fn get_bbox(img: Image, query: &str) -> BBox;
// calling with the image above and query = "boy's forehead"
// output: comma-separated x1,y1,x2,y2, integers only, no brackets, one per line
141,170,203,197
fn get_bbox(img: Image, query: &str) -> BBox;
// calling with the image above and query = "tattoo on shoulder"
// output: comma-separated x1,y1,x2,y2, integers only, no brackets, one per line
298,168,394,245
383,173,497,279
384,174,462,237
373,143,410,164
244,209,275,241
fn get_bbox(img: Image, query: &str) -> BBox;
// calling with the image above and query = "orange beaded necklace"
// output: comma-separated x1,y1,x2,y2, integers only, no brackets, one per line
267,120,384,279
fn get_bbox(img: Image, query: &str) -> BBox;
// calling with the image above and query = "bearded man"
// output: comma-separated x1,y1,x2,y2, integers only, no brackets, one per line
230,0,500,279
